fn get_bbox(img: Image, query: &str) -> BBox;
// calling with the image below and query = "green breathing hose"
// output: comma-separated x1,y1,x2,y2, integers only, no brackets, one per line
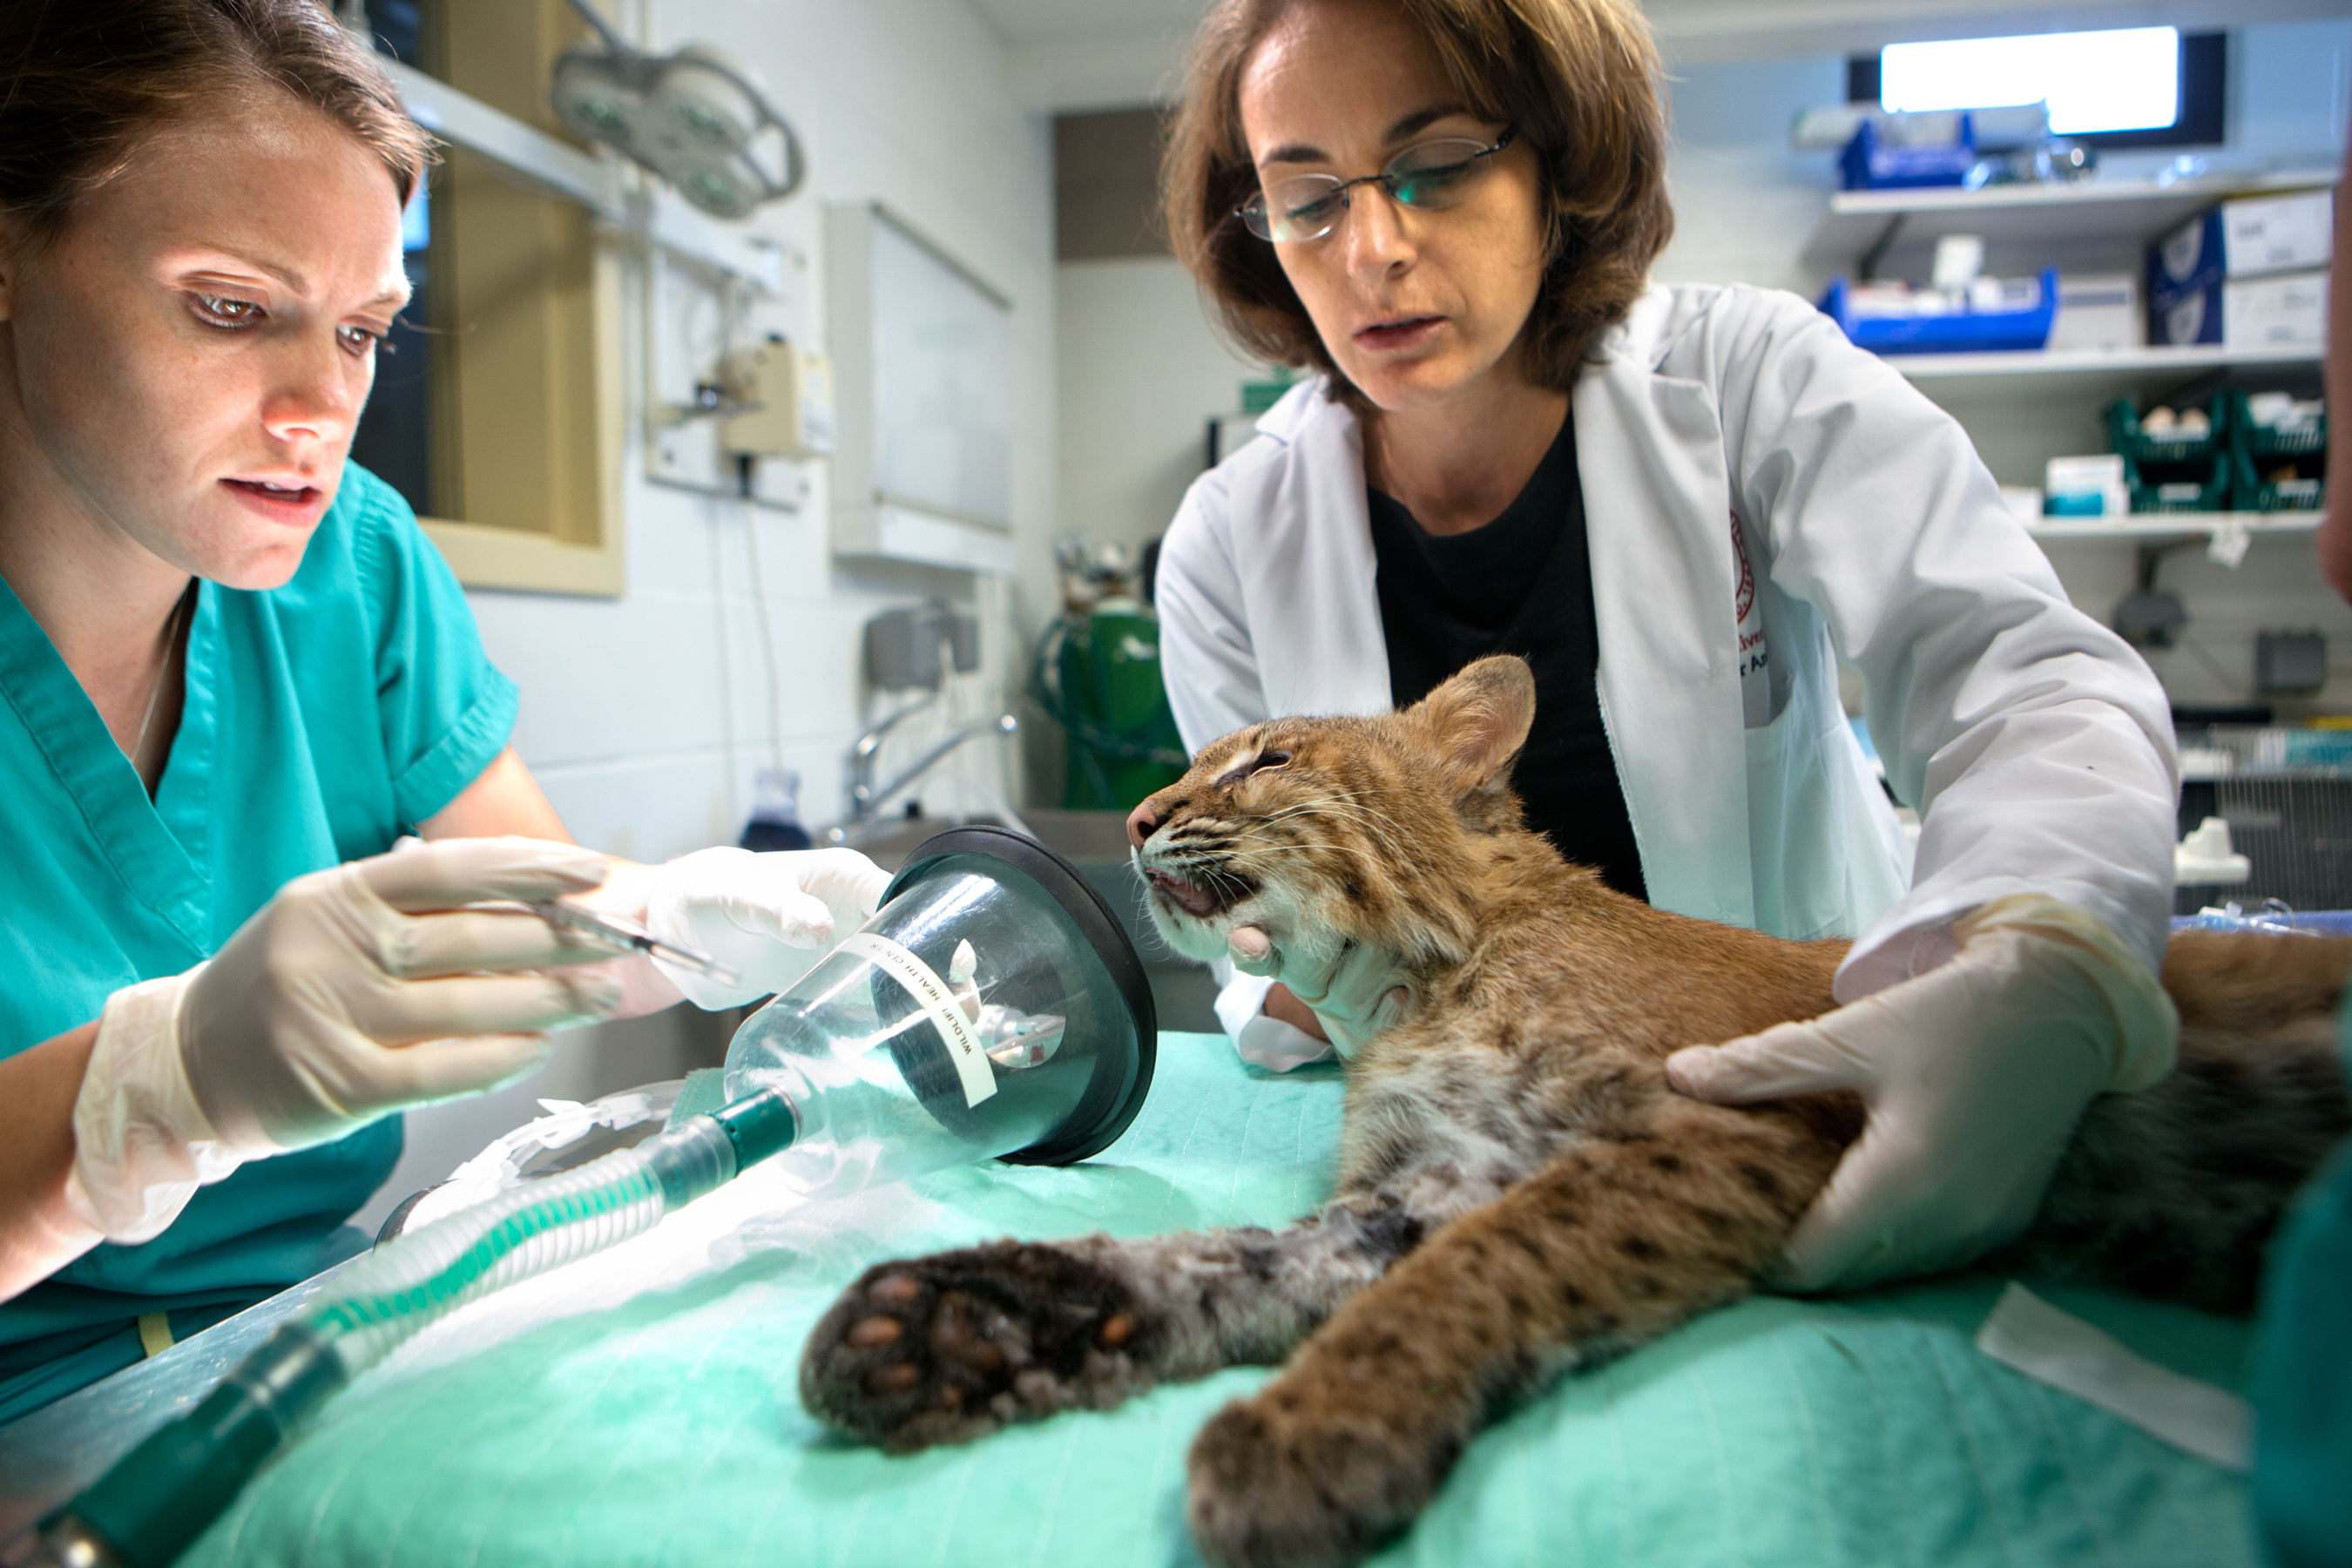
30,1089,800,1568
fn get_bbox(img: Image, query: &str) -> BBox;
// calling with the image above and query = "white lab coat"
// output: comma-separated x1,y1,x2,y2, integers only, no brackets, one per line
1155,282,2178,1065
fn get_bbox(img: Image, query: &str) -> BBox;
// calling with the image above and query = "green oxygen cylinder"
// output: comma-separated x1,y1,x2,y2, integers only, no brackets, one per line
1051,600,1186,811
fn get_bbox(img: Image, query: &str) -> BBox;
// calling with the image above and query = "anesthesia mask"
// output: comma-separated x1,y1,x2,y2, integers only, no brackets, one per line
723,823,1158,1195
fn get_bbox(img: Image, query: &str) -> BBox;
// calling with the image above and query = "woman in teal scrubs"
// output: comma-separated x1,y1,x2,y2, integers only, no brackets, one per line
0,0,886,1423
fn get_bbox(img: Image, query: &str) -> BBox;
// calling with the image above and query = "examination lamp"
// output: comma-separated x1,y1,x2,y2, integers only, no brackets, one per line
28,828,1154,1568
548,0,806,220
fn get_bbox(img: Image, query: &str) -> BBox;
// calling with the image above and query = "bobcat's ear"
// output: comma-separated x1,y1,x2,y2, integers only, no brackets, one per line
1413,656,1537,800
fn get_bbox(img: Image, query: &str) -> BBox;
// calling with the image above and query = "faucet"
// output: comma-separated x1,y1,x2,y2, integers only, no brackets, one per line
835,710,1019,838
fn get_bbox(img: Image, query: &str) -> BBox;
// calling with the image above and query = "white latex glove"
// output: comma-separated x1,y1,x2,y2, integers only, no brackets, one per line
1226,925,1411,1060
1665,894,2179,1291
68,838,626,1243
642,847,893,1010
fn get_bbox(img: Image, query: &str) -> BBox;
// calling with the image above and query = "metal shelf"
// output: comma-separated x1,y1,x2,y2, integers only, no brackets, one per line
1888,344,2324,403
1802,169,2336,274
2025,511,2319,542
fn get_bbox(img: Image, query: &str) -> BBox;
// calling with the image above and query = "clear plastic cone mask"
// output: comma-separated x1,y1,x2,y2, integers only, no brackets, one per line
722,843,1145,1200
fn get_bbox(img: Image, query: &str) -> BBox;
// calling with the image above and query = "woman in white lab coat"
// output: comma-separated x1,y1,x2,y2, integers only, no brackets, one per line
1149,0,2182,1291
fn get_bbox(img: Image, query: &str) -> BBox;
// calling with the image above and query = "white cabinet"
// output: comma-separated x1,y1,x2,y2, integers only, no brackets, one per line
828,202,1017,575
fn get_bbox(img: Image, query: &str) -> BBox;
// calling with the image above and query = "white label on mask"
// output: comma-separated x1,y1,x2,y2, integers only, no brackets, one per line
837,931,997,1108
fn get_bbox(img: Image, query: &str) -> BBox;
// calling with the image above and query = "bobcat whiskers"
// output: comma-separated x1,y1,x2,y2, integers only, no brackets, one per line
1132,818,1355,983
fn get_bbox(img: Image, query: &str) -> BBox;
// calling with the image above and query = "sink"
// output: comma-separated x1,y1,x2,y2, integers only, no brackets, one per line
833,809,1221,1033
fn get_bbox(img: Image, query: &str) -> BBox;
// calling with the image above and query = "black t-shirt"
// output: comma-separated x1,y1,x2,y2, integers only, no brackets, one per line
1367,409,1647,902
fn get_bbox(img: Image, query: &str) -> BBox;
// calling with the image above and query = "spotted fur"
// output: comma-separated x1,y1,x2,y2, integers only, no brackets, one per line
801,656,2349,1568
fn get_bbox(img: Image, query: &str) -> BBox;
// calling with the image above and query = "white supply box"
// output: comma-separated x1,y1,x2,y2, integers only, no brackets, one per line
2047,272,2144,353
2222,270,2328,352
2044,453,2130,518
2151,267,2328,349
2221,189,2335,279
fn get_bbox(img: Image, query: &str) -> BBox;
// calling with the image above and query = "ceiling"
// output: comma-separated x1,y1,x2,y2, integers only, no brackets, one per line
982,0,2352,111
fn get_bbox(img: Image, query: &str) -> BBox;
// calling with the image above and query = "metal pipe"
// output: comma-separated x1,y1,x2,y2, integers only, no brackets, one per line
849,714,1017,821
850,695,940,766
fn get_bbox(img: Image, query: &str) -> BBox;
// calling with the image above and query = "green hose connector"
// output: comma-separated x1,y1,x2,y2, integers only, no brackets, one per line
709,1087,798,1170
50,1323,345,1568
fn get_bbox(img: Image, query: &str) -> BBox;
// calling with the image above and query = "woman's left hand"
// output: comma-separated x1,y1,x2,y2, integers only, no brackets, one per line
1663,894,2178,1290
642,848,895,1009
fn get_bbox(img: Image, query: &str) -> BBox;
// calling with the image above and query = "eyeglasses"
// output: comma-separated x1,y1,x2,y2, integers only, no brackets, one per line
1236,128,1517,244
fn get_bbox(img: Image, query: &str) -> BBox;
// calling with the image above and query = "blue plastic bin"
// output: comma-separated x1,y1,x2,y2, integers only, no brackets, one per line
1817,267,2058,355
1839,115,1976,192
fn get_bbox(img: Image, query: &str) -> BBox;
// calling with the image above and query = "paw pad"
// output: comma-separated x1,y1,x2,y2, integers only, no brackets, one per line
866,1362,919,1394
847,1316,902,1348
799,1242,1149,1451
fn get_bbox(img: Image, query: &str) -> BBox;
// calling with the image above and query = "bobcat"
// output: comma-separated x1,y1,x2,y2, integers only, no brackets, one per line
800,655,2349,1568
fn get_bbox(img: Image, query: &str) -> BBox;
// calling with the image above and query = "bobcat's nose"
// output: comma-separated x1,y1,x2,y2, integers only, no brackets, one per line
1125,801,1160,848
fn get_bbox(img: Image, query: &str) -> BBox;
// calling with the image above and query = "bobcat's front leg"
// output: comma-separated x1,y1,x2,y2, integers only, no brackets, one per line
800,1189,1450,1452
1185,1098,1833,1568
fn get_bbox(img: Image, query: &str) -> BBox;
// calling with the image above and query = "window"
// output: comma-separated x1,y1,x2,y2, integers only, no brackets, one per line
1884,28,2179,134
348,0,625,596
1847,31,2226,150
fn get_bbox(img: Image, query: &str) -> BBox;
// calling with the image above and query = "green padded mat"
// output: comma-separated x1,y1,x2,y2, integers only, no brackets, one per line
180,1033,2260,1568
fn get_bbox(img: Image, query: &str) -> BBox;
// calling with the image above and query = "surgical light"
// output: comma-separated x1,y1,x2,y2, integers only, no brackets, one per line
548,0,805,220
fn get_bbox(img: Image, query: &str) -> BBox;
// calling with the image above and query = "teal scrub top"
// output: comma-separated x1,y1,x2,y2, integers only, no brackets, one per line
0,464,518,1424
2252,998,2352,1566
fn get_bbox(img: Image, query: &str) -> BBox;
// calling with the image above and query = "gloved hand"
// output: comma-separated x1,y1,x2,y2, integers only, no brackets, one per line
1664,894,2178,1290
1226,925,1412,1059
642,847,894,1010
68,838,627,1244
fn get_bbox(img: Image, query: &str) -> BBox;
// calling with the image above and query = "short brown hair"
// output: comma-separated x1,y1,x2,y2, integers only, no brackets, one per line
1162,0,1673,395
0,0,433,251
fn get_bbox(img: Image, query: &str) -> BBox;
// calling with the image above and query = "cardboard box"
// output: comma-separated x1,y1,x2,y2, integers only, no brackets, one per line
2224,270,2327,351
2151,274,2220,344
2149,268,2328,349
2151,190,2335,302
2152,210,2225,306
2222,189,2335,279
2047,272,2144,353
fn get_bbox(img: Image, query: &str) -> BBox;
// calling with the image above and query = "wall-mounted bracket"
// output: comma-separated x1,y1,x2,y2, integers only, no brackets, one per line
382,57,785,292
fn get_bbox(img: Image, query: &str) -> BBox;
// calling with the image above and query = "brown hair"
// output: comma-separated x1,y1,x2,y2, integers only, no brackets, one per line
1162,0,1673,395
0,0,432,250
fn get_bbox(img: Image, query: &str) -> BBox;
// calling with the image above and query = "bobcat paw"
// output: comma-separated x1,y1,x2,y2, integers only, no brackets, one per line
1186,1382,1456,1568
798,1240,1147,1451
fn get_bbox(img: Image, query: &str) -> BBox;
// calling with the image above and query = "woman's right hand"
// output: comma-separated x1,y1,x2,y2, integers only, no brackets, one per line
69,838,625,1243
1228,926,1411,1058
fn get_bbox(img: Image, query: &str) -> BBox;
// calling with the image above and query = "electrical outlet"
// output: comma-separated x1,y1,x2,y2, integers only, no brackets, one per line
2255,629,2328,697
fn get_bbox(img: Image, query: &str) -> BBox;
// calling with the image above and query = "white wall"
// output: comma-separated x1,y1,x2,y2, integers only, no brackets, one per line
368,0,1060,1222
1058,258,1259,555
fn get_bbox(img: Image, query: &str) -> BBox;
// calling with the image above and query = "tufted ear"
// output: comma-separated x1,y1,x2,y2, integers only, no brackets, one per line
1409,656,1537,802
